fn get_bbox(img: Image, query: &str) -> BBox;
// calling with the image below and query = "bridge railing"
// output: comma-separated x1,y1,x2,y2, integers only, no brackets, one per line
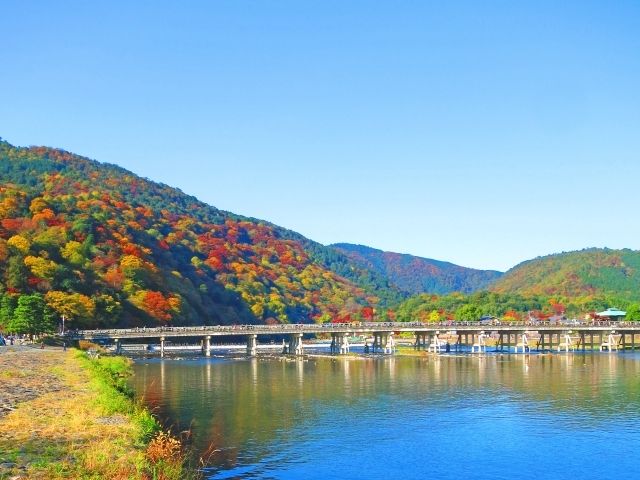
66,320,635,338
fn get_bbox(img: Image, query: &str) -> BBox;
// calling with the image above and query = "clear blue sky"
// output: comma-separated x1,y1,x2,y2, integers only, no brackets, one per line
1,1,639,271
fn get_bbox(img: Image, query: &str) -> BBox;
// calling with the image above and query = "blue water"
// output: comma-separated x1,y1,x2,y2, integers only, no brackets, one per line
131,352,640,479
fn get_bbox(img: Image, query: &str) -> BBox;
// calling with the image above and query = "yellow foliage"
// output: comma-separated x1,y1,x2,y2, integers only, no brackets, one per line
120,255,145,275
7,235,30,254
45,291,96,320
168,295,181,312
61,240,85,265
29,197,49,214
24,255,58,280
251,302,265,318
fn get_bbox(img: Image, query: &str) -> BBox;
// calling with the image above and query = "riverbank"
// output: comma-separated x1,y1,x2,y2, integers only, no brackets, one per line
0,346,198,479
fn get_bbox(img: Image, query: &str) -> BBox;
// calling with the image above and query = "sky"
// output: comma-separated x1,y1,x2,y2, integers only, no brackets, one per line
1,1,639,271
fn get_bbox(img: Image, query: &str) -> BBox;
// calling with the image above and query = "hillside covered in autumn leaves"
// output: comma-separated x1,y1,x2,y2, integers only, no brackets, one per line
0,140,403,330
332,243,503,295
490,248,640,300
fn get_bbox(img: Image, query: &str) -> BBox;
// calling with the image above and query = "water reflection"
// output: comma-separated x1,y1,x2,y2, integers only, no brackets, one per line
132,353,640,479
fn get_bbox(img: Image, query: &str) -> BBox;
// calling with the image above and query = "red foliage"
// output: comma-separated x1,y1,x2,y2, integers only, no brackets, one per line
143,291,172,322
361,306,374,321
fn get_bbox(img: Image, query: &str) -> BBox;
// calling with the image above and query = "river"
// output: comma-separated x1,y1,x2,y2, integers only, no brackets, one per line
131,351,640,479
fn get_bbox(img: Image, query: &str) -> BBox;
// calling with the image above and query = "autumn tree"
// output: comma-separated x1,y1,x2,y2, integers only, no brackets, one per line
44,291,96,328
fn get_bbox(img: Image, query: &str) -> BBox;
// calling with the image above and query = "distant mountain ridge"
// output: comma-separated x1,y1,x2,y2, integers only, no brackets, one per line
331,243,503,295
490,247,640,300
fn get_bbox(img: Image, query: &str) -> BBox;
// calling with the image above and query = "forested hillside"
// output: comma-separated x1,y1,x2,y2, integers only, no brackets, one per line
332,243,503,295
0,140,395,331
490,248,640,300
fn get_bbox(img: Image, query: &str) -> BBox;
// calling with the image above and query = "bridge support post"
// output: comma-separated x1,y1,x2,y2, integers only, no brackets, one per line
204,335,211,356
330,333,349,354
114,338,122,355
330,333,338,354
340,333,350,354
288,333,303,355
372,332,391,353
246,334,257,356
160,336,165,358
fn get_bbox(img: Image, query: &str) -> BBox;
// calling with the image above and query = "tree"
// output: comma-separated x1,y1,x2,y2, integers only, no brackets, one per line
0,294,16,329
455,304,480,321
9,294,49,335
626,303,640,321
93,294,122,326
44,291,96,327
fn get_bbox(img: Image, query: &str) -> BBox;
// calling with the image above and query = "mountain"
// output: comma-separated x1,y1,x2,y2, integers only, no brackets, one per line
490,248,640,300
331,243,503,295
0,139,402,329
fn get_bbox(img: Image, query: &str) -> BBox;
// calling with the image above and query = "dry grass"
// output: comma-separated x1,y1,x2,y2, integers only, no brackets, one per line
0,349,197,480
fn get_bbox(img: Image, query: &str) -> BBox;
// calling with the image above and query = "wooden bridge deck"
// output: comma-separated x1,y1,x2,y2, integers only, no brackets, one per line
68,321,640,340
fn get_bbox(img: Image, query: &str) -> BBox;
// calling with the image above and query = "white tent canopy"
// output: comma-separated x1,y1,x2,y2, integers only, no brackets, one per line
596,308,626,317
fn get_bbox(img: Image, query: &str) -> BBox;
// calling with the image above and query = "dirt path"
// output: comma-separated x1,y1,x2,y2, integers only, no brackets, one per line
0,347,66,418
0,347,146,479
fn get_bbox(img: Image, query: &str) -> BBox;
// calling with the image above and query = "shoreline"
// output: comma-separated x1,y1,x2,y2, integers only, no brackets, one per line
0,346,198,480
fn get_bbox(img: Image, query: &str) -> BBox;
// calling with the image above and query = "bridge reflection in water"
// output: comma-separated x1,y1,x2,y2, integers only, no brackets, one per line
69,321,640,357
130,353,640,478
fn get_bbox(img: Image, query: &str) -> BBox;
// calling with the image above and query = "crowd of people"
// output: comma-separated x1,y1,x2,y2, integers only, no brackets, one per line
0,333,24,346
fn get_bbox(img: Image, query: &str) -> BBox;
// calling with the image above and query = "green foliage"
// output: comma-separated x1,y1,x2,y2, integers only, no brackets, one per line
395,290,638,323
8,293,54,335
0,294,16,329
492,248,640,301
626,303,640,321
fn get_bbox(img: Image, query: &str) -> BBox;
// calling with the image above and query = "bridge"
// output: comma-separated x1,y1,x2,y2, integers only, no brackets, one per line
67,321,640,357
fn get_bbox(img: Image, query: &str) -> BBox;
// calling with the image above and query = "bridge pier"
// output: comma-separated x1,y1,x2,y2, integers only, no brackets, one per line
287,333,303,355
414,332,427,350
114,338,122,355
427,333,442,353
246,334,257,356
471,332,486,353
330,333,350,354
557,332,574,352
203,335,211,356
160,336,165,358
514,333,528,353
372,332,394,354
